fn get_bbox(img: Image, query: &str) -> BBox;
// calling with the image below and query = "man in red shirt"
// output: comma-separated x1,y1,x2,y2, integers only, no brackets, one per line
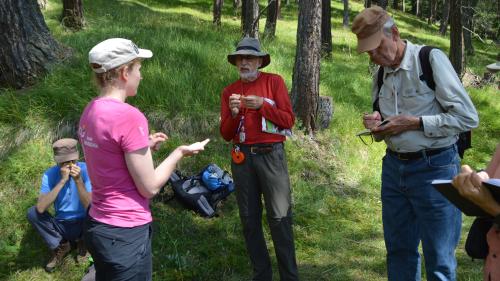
220,37,299,281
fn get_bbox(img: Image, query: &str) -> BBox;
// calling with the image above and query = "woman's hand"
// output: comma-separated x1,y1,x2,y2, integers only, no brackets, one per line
179,139,210,157
149,132,168,151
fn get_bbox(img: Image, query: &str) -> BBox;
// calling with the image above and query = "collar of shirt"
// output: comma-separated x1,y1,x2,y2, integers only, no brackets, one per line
384,40,415,74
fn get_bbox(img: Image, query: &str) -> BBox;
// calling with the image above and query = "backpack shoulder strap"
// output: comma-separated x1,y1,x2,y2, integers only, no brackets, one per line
418,46,437,91
373,67,384,113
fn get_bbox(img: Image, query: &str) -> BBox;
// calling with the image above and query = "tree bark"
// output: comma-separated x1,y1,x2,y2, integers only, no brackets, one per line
321,0,332,56
242,0,259,38
264,0,279,38
343,0,349,28
439,0,450,35
449,0,464,76
291,0,322,134
377,0,388,9
0,0,69,89
61,0,85,30
463,0,478,55
365,0,372,8
213,0,224,26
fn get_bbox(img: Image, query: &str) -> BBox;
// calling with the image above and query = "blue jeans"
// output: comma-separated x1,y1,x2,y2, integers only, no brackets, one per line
27,206,84,250
381,146,462,281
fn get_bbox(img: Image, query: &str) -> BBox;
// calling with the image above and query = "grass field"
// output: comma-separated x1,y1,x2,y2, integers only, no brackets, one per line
0,0,498,280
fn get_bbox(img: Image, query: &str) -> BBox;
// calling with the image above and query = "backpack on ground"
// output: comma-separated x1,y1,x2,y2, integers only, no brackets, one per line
169,164,235,217
373,46,472,158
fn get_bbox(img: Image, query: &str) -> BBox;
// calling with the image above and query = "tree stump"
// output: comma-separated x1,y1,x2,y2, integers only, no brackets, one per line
317,96,333,130
0,0,70,89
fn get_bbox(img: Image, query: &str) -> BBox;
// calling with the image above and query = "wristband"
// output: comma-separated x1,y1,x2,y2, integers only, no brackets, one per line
419,117,424,130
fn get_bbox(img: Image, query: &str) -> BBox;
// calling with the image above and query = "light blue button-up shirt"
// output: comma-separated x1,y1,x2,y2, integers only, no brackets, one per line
372,41,479,152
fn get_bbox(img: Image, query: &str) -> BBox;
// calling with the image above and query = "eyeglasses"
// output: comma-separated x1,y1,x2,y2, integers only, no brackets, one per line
356,129,374,145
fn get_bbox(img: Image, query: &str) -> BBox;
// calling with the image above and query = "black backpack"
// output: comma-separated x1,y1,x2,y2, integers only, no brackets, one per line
373,46,471,158
169,164,235,217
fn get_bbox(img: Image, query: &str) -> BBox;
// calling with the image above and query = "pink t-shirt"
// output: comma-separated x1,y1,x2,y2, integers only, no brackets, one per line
79,97,151,227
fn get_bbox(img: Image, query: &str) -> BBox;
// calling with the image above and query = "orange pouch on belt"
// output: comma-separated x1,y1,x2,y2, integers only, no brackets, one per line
231,148,245,164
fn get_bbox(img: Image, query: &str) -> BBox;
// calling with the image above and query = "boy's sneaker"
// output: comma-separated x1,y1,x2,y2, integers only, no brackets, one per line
45,241,71,272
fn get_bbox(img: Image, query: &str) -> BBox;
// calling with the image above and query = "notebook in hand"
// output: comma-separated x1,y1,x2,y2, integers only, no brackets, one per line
431,178,500,217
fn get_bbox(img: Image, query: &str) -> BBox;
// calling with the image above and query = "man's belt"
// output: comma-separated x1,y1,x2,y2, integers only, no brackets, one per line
238,142,283,155
387,145,455,161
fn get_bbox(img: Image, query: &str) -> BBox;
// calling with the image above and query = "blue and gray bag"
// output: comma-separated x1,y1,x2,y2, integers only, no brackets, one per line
169,164,235,217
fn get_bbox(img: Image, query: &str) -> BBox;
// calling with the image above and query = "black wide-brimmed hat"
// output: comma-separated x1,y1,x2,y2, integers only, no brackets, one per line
227,37,271,69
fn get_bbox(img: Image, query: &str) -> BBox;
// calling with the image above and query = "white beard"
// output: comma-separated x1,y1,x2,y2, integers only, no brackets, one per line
239,70,259,81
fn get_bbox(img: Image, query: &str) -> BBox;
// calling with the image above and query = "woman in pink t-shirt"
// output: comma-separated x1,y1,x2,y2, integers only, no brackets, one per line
453,144,500,281
79,38,209,281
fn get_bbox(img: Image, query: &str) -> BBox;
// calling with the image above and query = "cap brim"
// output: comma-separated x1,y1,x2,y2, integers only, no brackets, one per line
357,29,383,53
137,48,153,59
54,152,79,163
227,51,271,69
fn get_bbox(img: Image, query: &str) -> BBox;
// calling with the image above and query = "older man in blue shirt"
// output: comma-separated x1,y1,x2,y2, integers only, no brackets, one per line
352,6,479,281
27,138,92,272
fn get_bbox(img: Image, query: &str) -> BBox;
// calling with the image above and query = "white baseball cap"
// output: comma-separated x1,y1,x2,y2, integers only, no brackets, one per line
89,38,153,73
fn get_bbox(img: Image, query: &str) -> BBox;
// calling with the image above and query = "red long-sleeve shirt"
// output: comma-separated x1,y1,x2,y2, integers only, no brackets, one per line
220,72,295,144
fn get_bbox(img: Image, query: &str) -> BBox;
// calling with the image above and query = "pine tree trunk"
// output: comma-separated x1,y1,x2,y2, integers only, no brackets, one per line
213,0,224,26
321,0,332,56
392,0,399,10
439,0,449,35
463,0,478,55
343,0,349,28
411,0,420,16
449,0,464,76
291,0,322,134
264,0,279,38
242,0,259,38
0,0,69,89
428,0,437,24
277,0,281,19
61,0,85,30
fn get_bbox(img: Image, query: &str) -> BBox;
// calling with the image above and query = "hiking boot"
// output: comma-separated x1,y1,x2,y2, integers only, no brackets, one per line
45,241,71,273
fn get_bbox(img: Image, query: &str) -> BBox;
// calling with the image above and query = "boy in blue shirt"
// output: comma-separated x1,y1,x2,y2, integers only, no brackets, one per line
27,138,92,272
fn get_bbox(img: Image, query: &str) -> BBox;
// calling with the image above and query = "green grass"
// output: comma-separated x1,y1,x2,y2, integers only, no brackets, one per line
0,0,498,280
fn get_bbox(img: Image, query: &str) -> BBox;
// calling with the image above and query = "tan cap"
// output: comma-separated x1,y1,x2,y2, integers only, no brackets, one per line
351,6,391,53
52,138,79,163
